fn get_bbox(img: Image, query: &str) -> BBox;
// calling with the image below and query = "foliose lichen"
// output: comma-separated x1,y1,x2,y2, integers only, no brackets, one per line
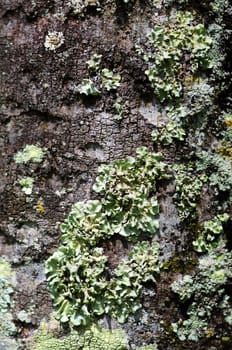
18,177,34,195
46,147,167,327
139,11,212,104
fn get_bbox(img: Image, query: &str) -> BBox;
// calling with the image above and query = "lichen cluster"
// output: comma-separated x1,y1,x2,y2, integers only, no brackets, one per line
68,0,100,15
33,325,128,350
141,11,212,104
46,147,167,327
0,260,17,345
171,245,232,341
33,324,159,350
36,0,232,347
77,54,121,96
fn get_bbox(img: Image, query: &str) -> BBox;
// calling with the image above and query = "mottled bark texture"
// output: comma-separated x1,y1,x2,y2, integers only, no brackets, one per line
0,1,231,350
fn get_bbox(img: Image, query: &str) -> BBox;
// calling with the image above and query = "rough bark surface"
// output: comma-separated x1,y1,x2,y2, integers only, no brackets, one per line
0,1,231,349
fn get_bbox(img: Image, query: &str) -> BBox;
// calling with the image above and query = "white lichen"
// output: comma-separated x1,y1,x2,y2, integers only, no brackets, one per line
44,31,64,51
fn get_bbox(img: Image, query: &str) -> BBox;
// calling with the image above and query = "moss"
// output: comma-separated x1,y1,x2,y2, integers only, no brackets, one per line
162,255,198,274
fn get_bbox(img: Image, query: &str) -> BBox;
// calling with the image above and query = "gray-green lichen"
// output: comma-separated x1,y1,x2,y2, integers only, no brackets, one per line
0,259,17,346
171,244,232,341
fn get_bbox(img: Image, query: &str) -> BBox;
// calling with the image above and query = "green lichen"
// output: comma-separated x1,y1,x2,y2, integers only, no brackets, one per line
113,98,123,120
86,54,102,72
173,164,207,221
61,147,168,246
46,246,108,325
197,151,232,194
33,323,158,350
105,241,160,323
46,147,165,326
142,11,212,104
167,80,214,128
33,325,128,350
46,236,160,326
78,79,101,96
152,121,186,146
193,213,229,253
14,145,45,164
18,177,34,195
101,69,121,91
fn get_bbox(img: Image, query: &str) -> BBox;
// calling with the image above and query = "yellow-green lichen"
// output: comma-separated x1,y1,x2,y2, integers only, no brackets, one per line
33,325,128,350
14,145,46,164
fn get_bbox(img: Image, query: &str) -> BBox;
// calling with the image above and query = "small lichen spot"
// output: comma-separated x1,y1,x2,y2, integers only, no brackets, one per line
44,32,64,51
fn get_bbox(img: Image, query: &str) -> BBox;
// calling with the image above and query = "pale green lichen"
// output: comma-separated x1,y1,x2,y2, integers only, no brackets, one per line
33,325,128,350
46,147,166,326
46,239,161,326
14,145,46,164
152,121,186,146
87,54,102,72
32,323,158,350
78,79,101,96
18,177,34,195
173,164,207,221
113,97,123,120
197,151,232,193
101,69,121,91
193,213,229,253
142,11,212,103
105,241,160,323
